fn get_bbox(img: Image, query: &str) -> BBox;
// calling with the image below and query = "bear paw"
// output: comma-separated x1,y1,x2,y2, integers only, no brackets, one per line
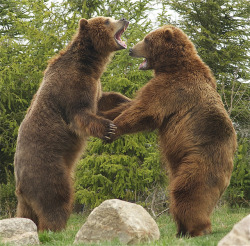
102,122,117,142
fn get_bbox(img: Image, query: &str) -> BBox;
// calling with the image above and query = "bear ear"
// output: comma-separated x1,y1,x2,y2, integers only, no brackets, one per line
79,18,88,29
163,28,174,41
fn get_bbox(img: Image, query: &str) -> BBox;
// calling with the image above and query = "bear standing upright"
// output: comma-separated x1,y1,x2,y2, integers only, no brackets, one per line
14,17,129,231
103,25,237,237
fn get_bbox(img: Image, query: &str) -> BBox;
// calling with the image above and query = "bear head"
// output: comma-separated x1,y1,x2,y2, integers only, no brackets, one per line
78,16,129,53
129,25,197,72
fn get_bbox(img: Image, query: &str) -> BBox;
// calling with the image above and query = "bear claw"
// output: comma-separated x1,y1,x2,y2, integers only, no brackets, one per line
102,122,117,143
109,123,117,129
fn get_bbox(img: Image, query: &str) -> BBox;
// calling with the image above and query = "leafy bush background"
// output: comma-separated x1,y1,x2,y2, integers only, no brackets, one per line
75,134,167,209
0,0,249,217
225,138,250,207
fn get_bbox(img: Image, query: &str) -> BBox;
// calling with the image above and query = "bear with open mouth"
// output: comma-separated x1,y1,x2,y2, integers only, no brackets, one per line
103,25,237,237
14,16,130,231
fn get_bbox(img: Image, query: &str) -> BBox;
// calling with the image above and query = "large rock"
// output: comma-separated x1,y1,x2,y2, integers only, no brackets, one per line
74,199,160,244
218,214,250,246
0,218,40,245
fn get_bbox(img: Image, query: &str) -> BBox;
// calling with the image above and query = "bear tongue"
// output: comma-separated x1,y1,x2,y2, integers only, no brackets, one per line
117,39,127,48
139,59,147,70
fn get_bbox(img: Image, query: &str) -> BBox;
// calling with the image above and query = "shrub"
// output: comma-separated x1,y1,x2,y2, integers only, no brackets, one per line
75,133,167,209
225,138,250,207
0,170,17,218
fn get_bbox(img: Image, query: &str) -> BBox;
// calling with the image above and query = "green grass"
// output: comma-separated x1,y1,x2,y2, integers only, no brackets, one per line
36,206,249,246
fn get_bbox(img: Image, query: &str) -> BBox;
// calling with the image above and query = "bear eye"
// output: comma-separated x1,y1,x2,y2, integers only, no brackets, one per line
144,37,150,44
105,19,110,25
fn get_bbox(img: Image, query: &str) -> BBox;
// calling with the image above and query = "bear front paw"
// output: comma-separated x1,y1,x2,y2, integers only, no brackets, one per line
102,122,117,143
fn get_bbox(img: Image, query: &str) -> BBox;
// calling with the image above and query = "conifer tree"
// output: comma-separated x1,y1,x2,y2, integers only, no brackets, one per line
164,0,249,127
0,0,78,182
1,0,249,213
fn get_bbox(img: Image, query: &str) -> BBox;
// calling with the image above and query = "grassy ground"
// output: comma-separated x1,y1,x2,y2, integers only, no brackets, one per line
35,206,249,246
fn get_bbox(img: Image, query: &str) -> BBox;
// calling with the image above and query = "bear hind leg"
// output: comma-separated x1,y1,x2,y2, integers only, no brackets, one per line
170,170,216,237
37,205,71,231
16,195,39,226
34,180,74,231
175,220,188,238
172,197,212,237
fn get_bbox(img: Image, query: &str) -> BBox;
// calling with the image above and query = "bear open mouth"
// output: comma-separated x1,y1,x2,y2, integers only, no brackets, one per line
139,59,148,70
115,22,129,49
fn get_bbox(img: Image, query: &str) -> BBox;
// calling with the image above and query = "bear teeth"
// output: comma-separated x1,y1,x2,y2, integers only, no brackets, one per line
115,26,127,48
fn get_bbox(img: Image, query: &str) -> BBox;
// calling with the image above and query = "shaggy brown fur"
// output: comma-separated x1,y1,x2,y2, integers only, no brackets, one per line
14,16,129,231
103,25,237,237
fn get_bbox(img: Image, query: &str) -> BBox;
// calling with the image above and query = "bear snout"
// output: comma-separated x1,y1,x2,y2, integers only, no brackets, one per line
119,18,129,26
120,18,129,30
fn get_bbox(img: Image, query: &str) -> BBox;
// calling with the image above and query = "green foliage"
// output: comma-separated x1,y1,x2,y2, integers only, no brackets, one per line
0,0,79,183
166,0,250,127
75,134,167,208
0,170,16,218
226,138,250,207
222,80,250,128
0,0,249,211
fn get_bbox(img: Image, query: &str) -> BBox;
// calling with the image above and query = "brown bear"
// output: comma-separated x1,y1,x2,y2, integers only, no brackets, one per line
103,25,237,237
14,16,130,231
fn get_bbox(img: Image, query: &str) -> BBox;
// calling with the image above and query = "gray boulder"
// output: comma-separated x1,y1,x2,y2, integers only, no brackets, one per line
0,218,40,245
74,199,160,244
218,214,250,246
